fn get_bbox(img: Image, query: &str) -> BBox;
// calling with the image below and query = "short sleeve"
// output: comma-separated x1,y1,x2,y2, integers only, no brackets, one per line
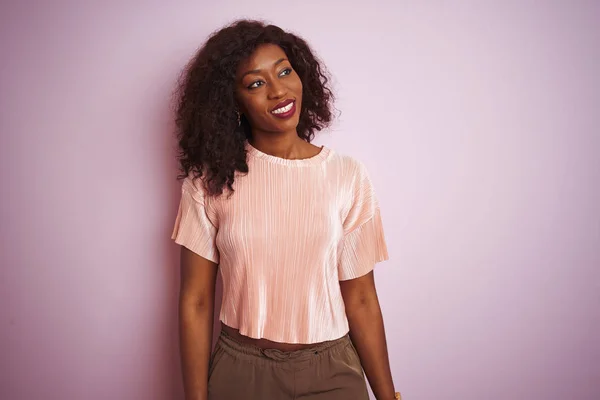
338,162,389,281
171,177,220,264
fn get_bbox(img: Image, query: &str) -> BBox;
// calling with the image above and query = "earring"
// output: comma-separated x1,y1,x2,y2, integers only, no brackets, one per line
236,111,241,127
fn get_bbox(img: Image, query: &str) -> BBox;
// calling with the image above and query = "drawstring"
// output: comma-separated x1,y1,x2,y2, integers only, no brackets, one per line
259,347,322,361
260,348,309,361
218,329,349,363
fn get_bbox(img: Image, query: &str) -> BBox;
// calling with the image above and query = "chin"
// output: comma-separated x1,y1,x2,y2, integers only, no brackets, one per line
270,118,300,133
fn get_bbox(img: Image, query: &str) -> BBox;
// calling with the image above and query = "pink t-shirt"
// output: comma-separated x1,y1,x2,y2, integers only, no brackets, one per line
172,142,389,344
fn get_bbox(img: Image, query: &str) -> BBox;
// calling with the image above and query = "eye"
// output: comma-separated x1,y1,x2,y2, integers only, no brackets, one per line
248,80,264,89
279,68,292,77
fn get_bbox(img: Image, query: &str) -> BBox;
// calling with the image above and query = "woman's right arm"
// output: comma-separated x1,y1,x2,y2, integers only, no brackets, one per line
178,246,219,400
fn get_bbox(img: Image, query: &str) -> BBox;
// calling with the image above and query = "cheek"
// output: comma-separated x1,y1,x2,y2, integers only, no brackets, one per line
239,97,272,127
293,76,303,96
294,79,303,112
239,95,265,116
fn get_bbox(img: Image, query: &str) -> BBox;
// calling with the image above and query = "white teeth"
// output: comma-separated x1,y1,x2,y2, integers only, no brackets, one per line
272,101,294,114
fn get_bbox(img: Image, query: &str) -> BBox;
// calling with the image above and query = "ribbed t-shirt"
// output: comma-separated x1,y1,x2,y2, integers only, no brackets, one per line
172,141,389,344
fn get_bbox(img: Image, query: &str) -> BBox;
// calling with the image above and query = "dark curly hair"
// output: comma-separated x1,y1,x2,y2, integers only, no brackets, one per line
174,19,335,196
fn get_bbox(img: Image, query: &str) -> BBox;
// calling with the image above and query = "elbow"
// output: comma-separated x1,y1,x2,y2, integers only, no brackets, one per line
347,286,383,318
349,297,380,316
179,290,215,311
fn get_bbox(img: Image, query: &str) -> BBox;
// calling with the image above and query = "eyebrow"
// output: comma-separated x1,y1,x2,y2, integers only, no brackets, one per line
241,58,288,79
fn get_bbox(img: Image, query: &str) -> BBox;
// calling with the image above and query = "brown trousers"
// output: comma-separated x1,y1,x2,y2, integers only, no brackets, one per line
208,330,370,399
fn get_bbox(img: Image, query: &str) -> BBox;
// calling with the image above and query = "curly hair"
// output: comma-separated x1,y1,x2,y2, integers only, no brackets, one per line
174,19,335,196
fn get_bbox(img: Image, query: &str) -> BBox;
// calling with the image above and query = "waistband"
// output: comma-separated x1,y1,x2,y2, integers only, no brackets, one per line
217,329,352,364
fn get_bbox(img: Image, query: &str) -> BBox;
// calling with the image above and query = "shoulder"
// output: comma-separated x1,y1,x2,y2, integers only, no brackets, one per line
327,148,371,182
180,173,210,203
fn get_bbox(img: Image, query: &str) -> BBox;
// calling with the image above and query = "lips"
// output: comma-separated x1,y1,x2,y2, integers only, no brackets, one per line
271,99,295,113
270,99,297,120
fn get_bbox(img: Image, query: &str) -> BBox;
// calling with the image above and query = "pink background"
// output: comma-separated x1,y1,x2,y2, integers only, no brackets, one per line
1,1,599,399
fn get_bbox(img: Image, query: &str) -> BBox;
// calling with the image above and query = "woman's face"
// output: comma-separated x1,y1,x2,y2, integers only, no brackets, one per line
235,44,303,135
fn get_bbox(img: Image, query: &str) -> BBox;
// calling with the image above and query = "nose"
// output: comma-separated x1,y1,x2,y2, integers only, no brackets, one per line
267,79,287,100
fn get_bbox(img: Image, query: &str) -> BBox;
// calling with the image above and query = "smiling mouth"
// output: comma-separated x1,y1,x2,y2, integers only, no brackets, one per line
271,100,295,114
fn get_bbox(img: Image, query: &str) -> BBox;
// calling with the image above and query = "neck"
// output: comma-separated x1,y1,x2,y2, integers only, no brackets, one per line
249,131,307,160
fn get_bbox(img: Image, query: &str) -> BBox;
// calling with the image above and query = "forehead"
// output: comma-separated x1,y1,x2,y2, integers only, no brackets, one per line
237,43,288,72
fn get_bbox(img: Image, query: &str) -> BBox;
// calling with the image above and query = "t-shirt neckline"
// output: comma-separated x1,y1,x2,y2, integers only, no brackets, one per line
245,141,331,166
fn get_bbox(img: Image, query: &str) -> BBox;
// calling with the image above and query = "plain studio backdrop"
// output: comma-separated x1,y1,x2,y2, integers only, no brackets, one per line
1,1,598,399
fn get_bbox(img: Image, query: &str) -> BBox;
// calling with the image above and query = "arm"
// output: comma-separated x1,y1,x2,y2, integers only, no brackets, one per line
178,246,219,400
340,271,396,400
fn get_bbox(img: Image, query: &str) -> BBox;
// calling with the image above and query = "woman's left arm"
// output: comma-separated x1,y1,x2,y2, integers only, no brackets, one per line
340,270,397,400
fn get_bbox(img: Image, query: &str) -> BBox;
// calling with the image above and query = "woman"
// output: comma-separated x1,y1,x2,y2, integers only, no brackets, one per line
172,19,399,400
